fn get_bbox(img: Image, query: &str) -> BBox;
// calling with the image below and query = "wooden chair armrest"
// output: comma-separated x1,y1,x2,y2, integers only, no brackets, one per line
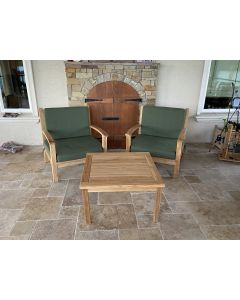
90,125,109,138
125,124,140,152
90,125,108,152
178,128,186,141
42,130,57,166
42,130,55,145
125,124,140,137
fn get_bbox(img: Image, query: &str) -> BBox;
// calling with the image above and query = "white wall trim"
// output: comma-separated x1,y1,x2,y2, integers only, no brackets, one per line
197,60,211,115
0,60,38,116
194,113,237,122
197,60,236,115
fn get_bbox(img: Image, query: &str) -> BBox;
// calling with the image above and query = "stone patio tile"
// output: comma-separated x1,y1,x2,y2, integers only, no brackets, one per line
228,191,240,201
169,200,240,225
180,170,197,176
136,214,160,229
117,204,137,229
180,159,207,170
0,235,29,240
19,197,62,221
32,188,49,198
155,164,171,177
75,229,118,240
200,225,240,240
1,144,240,240
218,164,240,175
0,173,24,181
184,176,202,183
10,221,36,236
30,177,52,189
4,161,45,174
23,152,43,162
0,189,33,209
191,183,234,201
20,180,34,188
193,169,227,183
77,205,119,231
185,143,210,153
0,209,22,236
62,179,97,206
159,214,205,240
98,192,132,205
163,177,200,202
35,172,52,179
0,181,22,189
59,206,80,220
22,173,37,180
119,229,140,240
119,228,163,240
58,165,83,180
48,180,68,197
31,219,76,240
132,192,171,215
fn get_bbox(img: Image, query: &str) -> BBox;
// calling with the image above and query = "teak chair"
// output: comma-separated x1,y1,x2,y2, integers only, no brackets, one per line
125,106,189,177
39,106,108,182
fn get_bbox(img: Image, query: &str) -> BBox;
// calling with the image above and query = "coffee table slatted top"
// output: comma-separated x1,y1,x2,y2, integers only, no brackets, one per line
80,152,165,192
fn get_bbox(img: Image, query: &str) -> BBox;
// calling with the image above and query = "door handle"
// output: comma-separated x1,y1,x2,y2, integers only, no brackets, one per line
124,98,142,102
85,98,103,102
102,117,120,121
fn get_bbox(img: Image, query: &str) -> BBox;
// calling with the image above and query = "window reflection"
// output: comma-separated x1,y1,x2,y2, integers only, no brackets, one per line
205,61,240,109
0,60,30,109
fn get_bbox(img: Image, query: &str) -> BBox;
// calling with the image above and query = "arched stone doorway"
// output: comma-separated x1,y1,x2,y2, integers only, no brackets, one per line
87,81,141,149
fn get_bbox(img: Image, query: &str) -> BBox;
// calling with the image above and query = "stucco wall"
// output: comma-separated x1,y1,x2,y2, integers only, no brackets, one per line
0,60,222,145
156,60,221,142
33,60,68,108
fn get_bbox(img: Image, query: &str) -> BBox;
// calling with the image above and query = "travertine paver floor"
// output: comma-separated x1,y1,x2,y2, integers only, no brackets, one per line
0,144,240,240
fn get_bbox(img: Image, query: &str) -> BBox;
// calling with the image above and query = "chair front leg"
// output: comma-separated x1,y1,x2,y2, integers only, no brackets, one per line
43,150,49,162
173,139,183,178
125,135,132,152
173,162,180,178
102,136,108,152
49,143,58,182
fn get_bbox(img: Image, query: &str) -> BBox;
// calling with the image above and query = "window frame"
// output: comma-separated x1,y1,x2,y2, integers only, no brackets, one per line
0,60,38,116
197,60,237,115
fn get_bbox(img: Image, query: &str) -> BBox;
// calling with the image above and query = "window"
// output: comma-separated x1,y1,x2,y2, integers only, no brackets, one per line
0,60,37,116
198,60,240,114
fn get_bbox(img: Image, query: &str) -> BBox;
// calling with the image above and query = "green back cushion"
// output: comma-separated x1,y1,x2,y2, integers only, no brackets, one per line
141,106,186,138
44,106,90,139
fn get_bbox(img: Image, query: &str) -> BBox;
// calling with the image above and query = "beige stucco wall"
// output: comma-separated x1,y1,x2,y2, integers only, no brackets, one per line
156,60,221,143
33,60,68,108
0,60,221,145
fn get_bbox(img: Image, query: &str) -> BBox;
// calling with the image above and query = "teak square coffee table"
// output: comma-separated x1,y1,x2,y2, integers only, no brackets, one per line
80,152,165,224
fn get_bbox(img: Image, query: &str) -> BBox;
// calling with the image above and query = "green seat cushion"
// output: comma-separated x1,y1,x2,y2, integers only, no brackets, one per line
44,136,102,162
141,106,186,139
131,135,177,159
45,106,90,139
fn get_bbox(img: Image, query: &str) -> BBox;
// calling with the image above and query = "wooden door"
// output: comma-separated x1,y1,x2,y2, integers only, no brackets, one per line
87,81,140,149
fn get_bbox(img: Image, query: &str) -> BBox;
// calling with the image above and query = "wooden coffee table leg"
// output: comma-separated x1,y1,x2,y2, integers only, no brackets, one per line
153,188,162,223
82,189,91,224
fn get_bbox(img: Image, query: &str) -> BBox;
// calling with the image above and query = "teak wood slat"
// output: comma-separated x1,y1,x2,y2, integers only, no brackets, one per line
80,152,165,224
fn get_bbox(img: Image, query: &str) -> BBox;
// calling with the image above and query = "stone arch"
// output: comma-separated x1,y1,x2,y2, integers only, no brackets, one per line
80,73,147,103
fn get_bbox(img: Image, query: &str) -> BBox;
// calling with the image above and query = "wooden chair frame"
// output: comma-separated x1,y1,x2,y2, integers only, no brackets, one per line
39,108,108,182
125,106,189,178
